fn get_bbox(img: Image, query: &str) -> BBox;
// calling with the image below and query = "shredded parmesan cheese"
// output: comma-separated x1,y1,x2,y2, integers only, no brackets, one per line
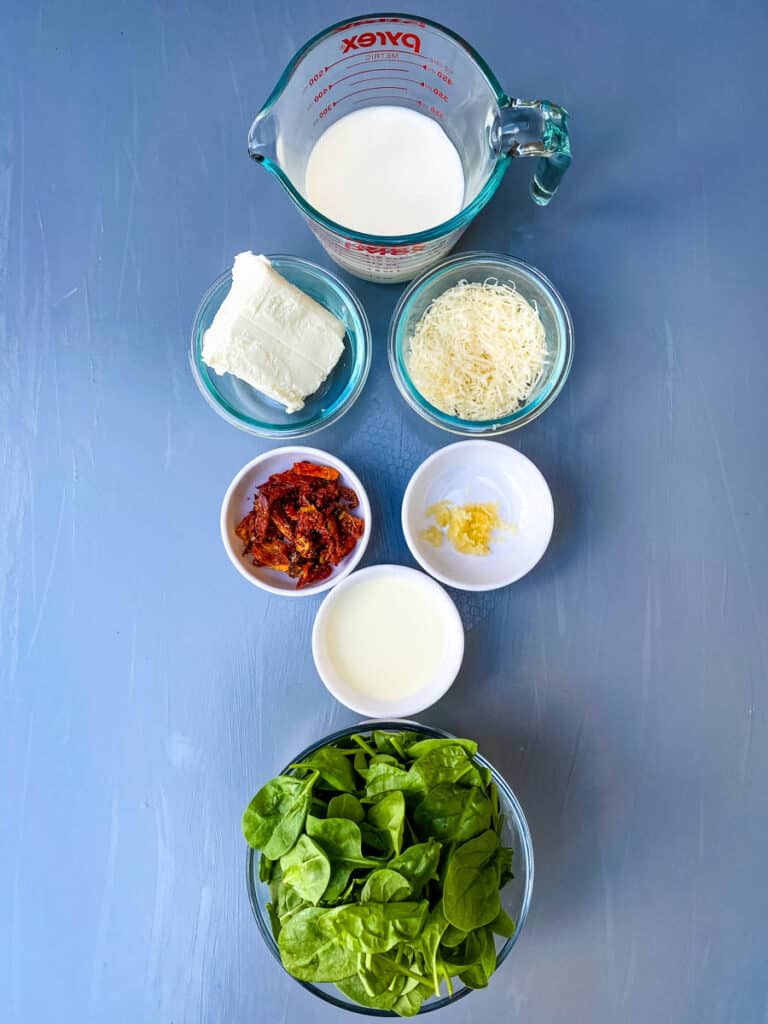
421,500,515,556
406,279,547,421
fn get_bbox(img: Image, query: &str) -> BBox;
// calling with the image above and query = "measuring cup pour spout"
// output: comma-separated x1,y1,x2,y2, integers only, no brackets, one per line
498,99,571,205
247,110,278,164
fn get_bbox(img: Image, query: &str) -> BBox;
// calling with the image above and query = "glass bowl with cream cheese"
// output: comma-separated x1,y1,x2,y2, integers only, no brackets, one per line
388,252,573,436
191,255,371,437
246,719,534,1017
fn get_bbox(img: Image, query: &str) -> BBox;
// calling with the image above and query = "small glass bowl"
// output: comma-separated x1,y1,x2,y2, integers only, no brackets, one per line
388,252,574,436
246,719,534,1017
190,255,371,438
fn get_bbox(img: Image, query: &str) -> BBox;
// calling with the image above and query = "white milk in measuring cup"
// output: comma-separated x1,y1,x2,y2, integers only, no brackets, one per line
248,16,572,283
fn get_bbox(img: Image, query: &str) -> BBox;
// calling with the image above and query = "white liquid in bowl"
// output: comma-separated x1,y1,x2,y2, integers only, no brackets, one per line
313,566,464,713
305,106,465,236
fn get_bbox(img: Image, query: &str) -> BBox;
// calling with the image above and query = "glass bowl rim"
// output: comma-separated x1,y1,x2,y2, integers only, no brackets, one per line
246,718,534,1016
190,254,372,438
387,251,574,436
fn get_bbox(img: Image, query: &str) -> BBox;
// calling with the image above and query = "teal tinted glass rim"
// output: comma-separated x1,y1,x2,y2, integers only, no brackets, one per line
246,718,534,1016
388,252,574,434
189,255,372,438
253,12,511,246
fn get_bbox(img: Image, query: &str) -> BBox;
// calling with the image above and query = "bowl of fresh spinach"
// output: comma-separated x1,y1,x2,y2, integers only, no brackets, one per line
243,721,533,1016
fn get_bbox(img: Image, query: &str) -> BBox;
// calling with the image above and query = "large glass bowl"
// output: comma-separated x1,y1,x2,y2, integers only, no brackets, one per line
388,252,573,435
246,720,534,1016
190,255,371,437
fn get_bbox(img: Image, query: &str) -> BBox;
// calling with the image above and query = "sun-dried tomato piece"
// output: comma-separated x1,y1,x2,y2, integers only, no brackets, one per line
235,460,364,588
293,461,340,481
338,509,364,538
338,485,359,509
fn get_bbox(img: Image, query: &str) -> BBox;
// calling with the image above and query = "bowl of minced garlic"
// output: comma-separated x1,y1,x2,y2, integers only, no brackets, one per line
420,500,517,556
402,441,555,592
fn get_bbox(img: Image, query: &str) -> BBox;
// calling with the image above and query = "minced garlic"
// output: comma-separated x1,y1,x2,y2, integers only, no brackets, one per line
420,500,515,556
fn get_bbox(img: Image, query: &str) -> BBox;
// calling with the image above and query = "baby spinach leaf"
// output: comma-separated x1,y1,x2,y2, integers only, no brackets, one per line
365,761,417,798
498,846,514,888
407,745,478,792
323,861,355,902
373,729,420,760
388,839,442,895
266,901,281,939
292,748,356,793
327,793,365,822
417,902,450,995
369,753,400,767
359,821,392,856
279,902,429,981
440,922,468,948
458,926,496,989
405,737,478,760
242,770,318,859
258,854,276,884
489,781,501,833
351,733,377,757
413,783,491,843
443,830,501,931
278,907,359,982
361,868,411,903
305,815,383,868
279,835,331,904
353,750,370,779
367,790,406,855
328,902,429,955
392,982,431,1017
336,974,398,1011
275,881,310,925
490,906,516,938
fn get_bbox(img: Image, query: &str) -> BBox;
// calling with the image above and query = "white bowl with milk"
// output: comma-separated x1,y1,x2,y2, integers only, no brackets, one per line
311,564,464,716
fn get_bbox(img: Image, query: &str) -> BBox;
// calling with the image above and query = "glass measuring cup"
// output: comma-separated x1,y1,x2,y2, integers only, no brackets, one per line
248,14,571,283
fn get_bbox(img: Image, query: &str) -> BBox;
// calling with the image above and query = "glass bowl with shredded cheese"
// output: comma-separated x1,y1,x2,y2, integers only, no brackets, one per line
389,253,573,435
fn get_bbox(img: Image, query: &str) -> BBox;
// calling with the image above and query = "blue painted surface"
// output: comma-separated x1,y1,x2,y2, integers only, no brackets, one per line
2,2,768,1022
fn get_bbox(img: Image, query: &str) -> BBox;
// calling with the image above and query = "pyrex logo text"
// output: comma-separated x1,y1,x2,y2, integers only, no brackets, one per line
341,31,421,54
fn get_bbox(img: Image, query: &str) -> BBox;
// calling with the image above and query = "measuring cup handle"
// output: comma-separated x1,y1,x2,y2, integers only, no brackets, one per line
498,99,571,206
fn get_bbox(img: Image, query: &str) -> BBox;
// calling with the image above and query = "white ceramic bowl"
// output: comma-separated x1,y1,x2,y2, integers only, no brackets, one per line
402,441,554,592
312,564,464,716
220,446,371,597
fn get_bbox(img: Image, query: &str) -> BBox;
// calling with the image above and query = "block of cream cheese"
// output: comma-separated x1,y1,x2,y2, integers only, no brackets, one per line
202,252,346,413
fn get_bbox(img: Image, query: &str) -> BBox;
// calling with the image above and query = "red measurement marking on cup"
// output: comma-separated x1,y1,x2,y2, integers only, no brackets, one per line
307,75,410,111
418,81,449,103
314,85,409,124
332,69,410,88
414,99,446,120
305,54,430,93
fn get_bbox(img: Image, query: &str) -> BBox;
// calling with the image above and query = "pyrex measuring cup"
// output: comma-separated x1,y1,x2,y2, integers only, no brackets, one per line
248,14,571,283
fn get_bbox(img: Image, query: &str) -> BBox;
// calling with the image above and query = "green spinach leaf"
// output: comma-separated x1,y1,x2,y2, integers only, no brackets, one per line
413,783,491,843
327,793,365,822
367,790,406,855
405,737,478,759
279,835,331,904
292,748,356,793
242,770,318,859
388,839,442,895
490,906,516,938
443,830,501,931
361,868,411,903
365,761,416,798
305,815,383,868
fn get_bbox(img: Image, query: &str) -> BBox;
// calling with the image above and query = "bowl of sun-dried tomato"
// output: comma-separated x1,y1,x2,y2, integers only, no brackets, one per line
220,447,371,596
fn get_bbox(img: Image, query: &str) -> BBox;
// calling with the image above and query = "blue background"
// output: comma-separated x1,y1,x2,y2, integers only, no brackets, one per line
2,2,767,1022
